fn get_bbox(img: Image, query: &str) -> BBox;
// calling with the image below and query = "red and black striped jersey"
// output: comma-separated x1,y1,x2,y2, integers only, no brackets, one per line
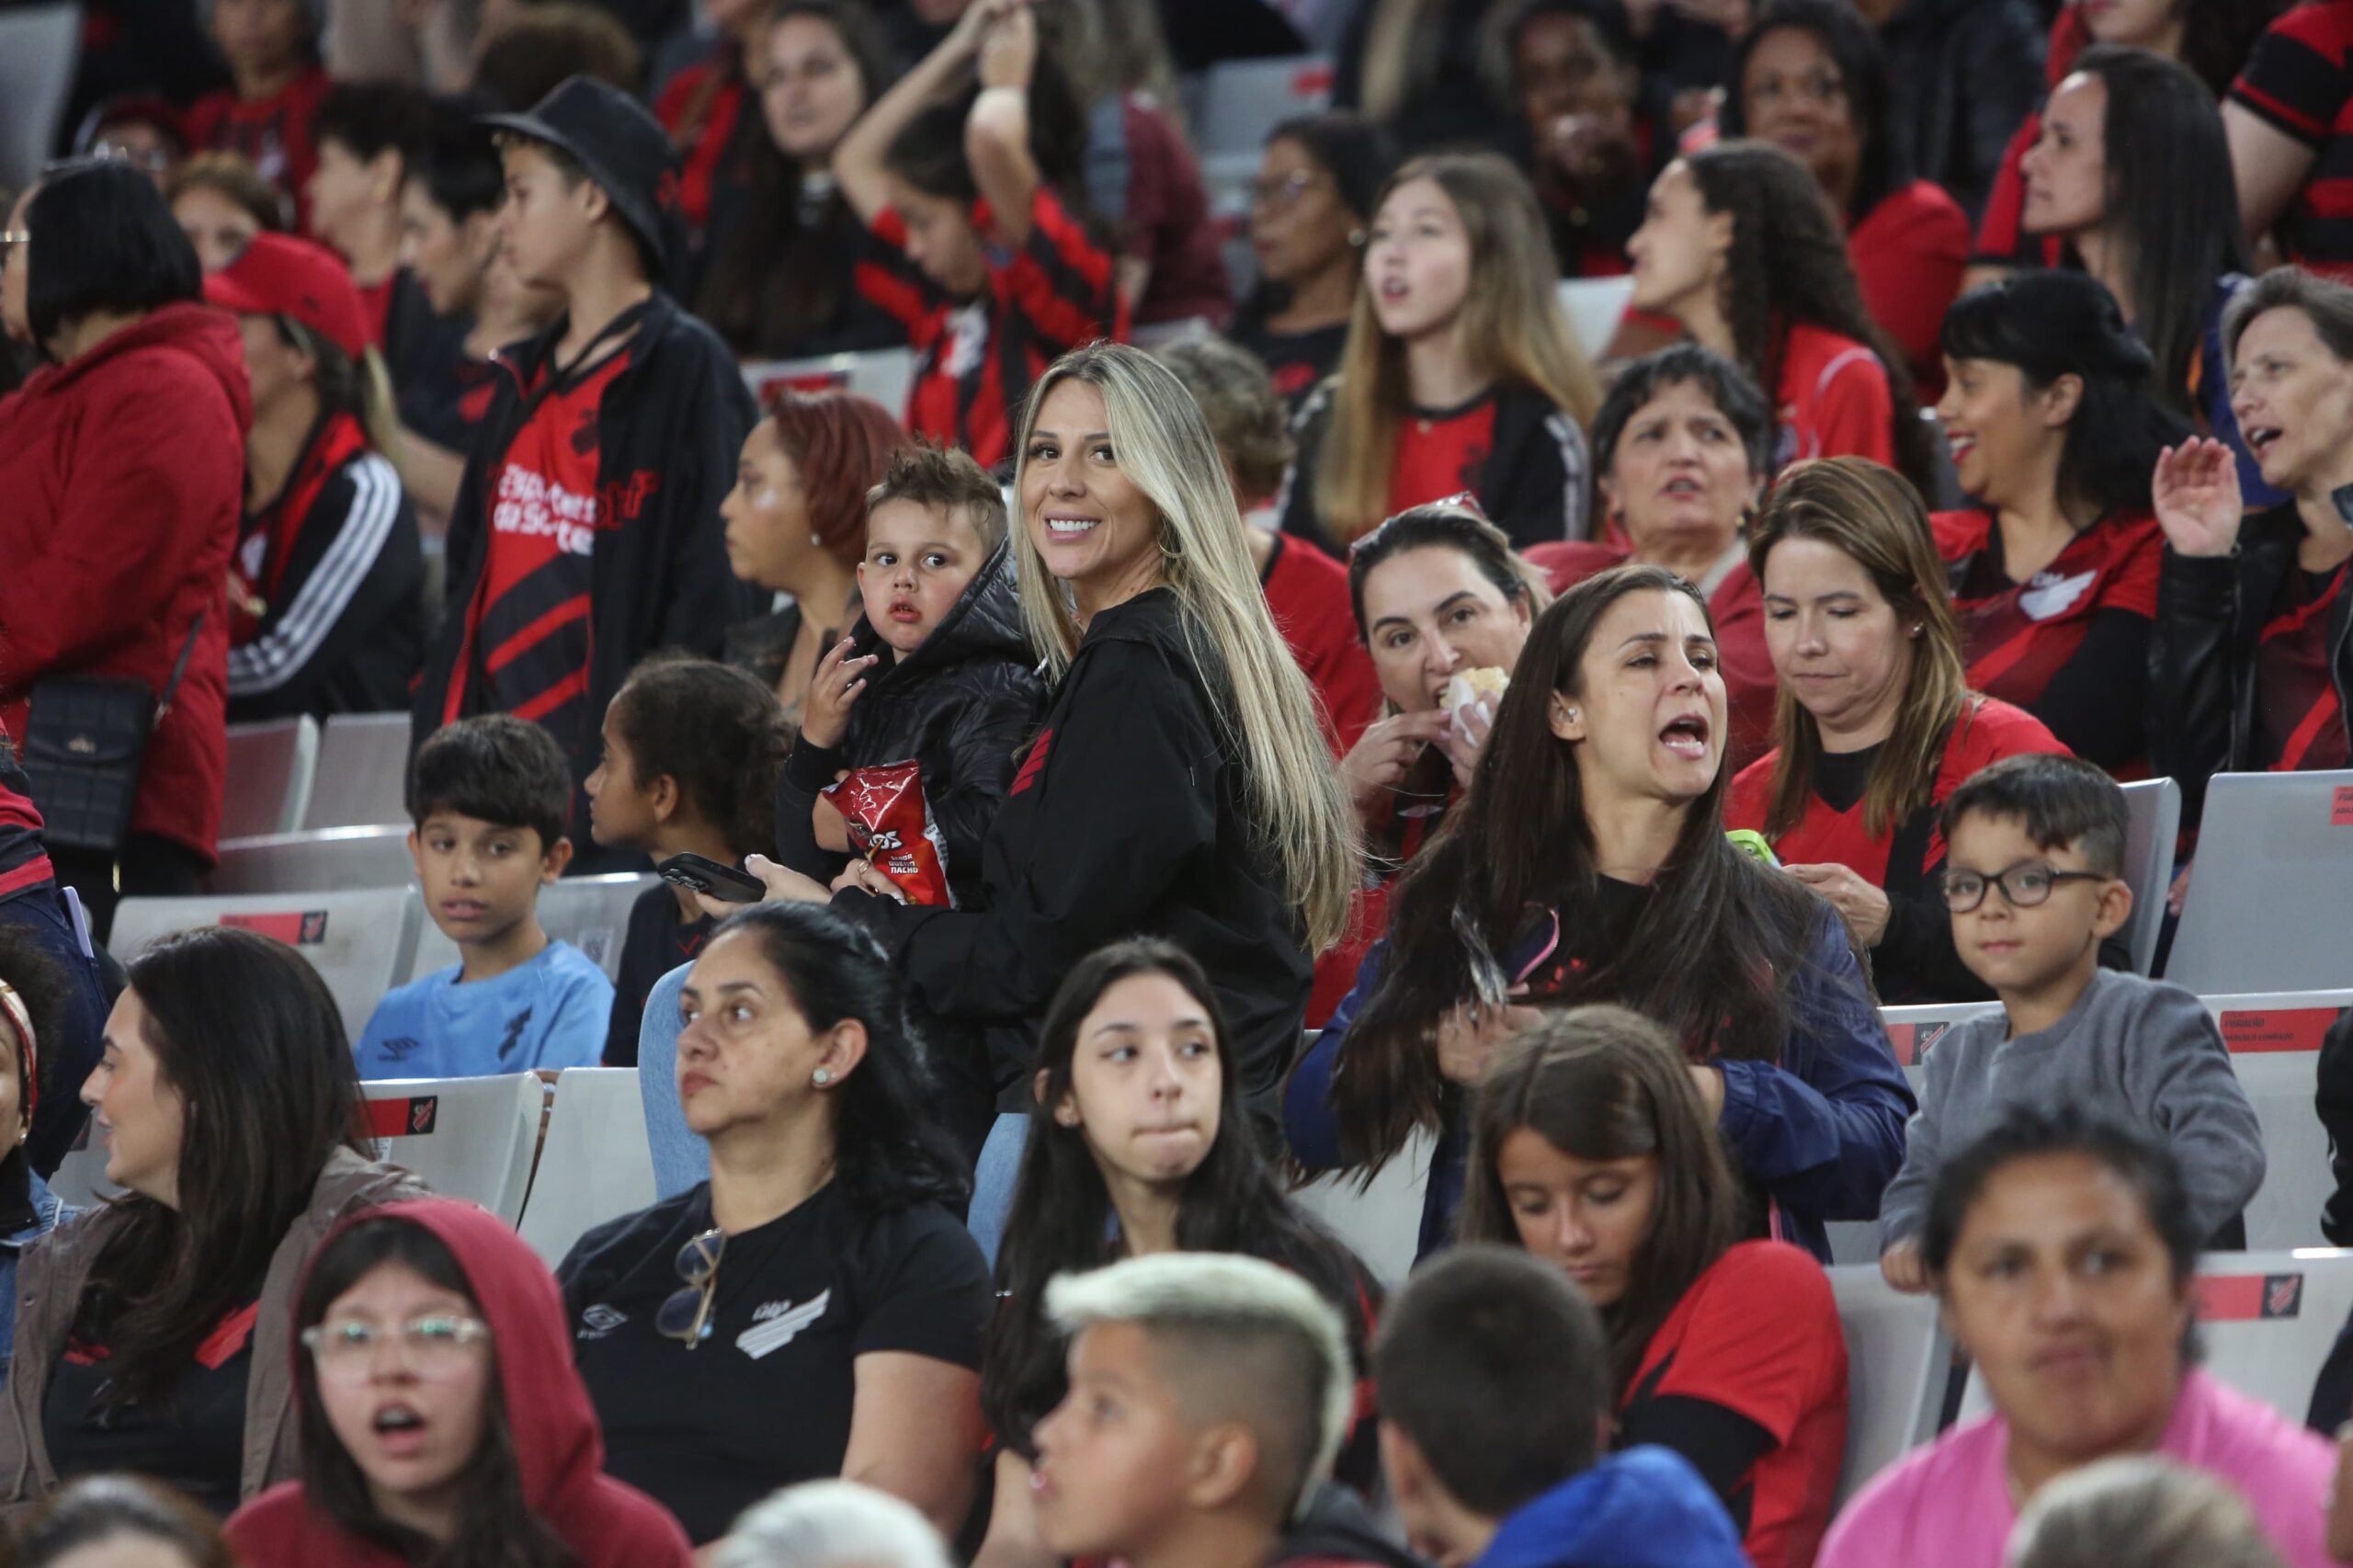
2232,2,2353,279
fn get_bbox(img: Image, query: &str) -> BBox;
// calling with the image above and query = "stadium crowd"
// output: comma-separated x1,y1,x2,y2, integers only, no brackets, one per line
0,0,2351,1562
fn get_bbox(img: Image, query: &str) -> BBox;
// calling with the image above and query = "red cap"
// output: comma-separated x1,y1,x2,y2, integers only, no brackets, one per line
203,233,370,361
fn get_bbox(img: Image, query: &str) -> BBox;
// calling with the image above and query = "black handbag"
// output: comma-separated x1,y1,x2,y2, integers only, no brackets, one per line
17,612,207,856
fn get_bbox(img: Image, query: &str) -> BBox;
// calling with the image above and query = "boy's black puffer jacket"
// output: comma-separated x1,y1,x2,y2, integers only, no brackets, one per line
773,539,1046,911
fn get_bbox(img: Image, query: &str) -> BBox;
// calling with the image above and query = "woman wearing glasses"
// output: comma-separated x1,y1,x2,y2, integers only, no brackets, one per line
0,927,426,1519
1228,113,1393,411
225,1199,691,1567
1727,459,2068,1006
557,903,991,1550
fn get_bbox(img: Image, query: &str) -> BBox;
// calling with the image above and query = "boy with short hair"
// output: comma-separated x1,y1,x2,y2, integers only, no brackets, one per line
773,441,1045,912
1878,753,2266,1290
1372,1246,1748,1568
1029,1253,1410,1568
354,714,612,1079
411,75,760,873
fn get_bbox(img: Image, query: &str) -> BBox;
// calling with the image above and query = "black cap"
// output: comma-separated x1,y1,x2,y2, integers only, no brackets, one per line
480,75,681,282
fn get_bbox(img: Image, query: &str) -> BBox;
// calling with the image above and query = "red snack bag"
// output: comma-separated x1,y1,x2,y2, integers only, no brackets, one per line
824,759,956,907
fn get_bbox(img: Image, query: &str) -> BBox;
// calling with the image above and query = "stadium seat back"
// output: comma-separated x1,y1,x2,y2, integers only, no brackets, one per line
301,712,416,831
2165,769,2353,994
1827,1267,1953,1506
517,1067,657,1266
741,349,919,427
1194,56,1335,164
2118,777,2180,976
1957,1250,2353,1426
210,824,417,895
222,716,319,839
361,1073,543,1222
2209,991,2353,1251
405,872,655,983
0,6,80,193
108,887,423,1041
1556,277,1635,362
1289,1126,1436,1287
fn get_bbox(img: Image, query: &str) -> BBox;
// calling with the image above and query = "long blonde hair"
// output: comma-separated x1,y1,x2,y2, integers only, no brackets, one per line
1748,459,1968,841
1314,151,1602,547
1013,344,1359,951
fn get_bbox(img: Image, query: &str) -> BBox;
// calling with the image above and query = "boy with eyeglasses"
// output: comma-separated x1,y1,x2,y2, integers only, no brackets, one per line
1877,753,2264,1292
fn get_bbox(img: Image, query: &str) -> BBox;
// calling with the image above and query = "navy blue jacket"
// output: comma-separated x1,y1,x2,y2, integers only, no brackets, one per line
1475,1449,1748,1568
1284,905,1913,1262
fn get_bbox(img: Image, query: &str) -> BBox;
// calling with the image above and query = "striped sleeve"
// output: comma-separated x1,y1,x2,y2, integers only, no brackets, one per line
998,186,1123,352
2230,5,2353,147
852,207,943,336
227,453,403,697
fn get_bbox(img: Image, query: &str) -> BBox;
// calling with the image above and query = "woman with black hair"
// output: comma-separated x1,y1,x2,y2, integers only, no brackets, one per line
226,1199,692,1567
1229,112,1393,408
1287,563,1911,1263
974,937,1376,1568
1931,271,2192,771
694,0,908,361
1624,140,1939,497
559,902,991,1548
206,232,425,722
1719,0,1971,397
1820,1108,2336,1568
0,157,247,941
831,0,1116,468
0,926,426,1517
1461,1007,1848,1568
2018,45,2273,507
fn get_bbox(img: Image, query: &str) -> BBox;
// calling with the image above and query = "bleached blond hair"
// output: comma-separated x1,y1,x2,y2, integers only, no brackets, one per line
1012,343,1359,951
1045,1252,1353,1522
709,1481,954,1568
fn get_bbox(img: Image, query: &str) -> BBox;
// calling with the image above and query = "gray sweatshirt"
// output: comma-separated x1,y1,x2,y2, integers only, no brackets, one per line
1878,968,2267,1249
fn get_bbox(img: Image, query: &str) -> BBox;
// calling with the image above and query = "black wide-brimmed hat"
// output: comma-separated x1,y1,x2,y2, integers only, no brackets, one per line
481,75,681,282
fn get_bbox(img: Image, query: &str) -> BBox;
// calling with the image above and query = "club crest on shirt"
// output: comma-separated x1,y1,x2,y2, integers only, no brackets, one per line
736,1290,831,1359
2018,568,2097,621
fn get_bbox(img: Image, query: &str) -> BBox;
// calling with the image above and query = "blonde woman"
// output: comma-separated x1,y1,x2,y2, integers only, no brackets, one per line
1279,150,1602,553
736,342,1358,1214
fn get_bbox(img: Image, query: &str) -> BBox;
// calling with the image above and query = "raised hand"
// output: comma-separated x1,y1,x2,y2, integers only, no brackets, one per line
799,637,877,751
2151,438,2245,559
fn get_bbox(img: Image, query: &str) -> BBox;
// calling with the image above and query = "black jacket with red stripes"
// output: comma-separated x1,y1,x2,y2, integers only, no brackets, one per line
2151,495,2353,824
410,294,763,856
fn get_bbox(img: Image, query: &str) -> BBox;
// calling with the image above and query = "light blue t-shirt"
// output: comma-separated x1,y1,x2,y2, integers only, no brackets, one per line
355,939,613,1081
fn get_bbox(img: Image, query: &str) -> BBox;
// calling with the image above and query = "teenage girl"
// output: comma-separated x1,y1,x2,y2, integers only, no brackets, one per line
585,653,790,1067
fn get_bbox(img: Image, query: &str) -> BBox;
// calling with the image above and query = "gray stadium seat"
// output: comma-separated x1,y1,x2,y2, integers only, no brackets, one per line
1958,1249,2353,1426
209,824,416,895
2165,769,2353,994
1827,1266,1954,1506
517,1067,657,1266
360,1074,542,1222
301,711,415,831
404,872,656,983
1193,55,1334,165
2118,777,2180,976
108,887,423,1041
0,6,79,194
2209,989,2353,1250
222,716,319,839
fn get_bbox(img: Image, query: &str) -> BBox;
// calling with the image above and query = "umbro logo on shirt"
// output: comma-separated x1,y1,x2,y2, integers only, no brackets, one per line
736,1290,830,1359
578,1304,628,1340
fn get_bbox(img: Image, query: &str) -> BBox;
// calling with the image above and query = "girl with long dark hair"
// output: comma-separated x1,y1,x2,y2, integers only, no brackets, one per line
1931,271,2192,770
693,1,905,360
1718,0,1971,397
1625,140,1939,497
1461,1006,1848,1568
2018,46,2260,485
1727,459,2067,1004
558,903,991,1549
974,938,1376,1568
1286,563,1911,1263
225,1200,691,1567
0,927,426,1517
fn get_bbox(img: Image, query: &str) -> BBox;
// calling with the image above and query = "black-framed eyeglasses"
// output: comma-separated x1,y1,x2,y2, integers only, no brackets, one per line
656,1227,725,1349
1939,862,2108,914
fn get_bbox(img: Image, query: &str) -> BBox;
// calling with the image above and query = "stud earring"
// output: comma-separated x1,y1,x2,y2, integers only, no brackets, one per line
1347,226,1367,246
812,1068,833,1086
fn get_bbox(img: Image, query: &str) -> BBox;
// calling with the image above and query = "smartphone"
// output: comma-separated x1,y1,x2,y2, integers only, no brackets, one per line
658,853,768,903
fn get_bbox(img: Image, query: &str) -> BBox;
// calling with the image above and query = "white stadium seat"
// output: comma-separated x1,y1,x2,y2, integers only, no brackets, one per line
2118,777,2181,976
2165,769,2353,994
108,887,424,1041
222,715,319,839
517,1067,658,1267
2208,990,2353,1250
1290,1126,1437,1288
1556,276,1636,363
405,872,656,983
1827,1266,1954,1506
1193,55,1335,164
741,348,919,426
209,824,416,895
0,5,80,194
360,1074,543,1222
301,711,415,831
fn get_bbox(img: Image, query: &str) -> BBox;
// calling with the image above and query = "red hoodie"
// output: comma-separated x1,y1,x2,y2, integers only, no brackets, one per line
224,1200,693,1568
0,301,250,863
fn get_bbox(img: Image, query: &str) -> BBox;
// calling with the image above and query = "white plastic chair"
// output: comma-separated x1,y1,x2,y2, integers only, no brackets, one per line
1827,1266,1954,1506
1556,276,1637,363
2165,769,2353,994
361,1074,544,1222
742,349,919,427
108,887,424,1041
1290,1127,1437,1288
2118,777,2180,976
1194,55,1334,161
222,716,320,839
210,824,416,894
517,1068,657,1266
301,711,415,830
0,6,79,193
405,872,654,983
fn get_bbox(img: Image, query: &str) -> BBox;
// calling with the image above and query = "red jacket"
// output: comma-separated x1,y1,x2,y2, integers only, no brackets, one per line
225,1199,692,1568
0,302,249,862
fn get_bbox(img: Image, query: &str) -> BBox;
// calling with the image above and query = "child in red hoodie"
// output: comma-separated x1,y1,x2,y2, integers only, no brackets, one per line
225,1199,691,1568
